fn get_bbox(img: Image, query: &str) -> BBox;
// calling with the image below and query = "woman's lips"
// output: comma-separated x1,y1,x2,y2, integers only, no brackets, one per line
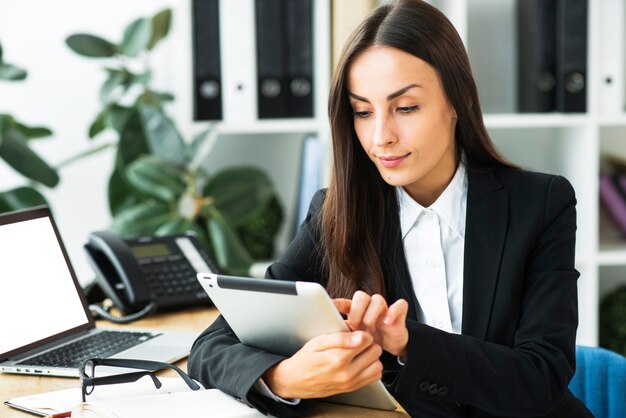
379,154,408,168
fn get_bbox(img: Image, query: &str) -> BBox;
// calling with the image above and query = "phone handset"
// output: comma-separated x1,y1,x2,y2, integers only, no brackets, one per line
84,231,153,314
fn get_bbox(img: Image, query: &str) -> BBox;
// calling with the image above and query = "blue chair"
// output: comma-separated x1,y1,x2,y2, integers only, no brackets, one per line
569,345,626,418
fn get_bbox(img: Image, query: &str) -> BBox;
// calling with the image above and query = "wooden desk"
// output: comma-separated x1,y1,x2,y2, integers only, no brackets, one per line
1,307,407,417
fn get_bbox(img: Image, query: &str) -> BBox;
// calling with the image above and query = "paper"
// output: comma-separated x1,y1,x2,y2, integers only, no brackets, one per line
6,377,263,417
70,389,264,418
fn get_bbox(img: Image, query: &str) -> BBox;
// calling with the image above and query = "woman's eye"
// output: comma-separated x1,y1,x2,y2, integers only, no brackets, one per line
352,110,371,119
397,105,418,114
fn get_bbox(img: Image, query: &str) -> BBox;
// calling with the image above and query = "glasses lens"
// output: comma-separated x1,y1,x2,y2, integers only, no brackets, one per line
84,360,96,378
83,360,96,396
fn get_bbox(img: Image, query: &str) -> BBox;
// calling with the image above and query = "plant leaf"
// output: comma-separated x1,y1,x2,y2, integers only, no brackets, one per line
155,216,192,235
108,168,140,216
14,122,52,139
206,208,253,275
131,69,152,85
66,34,117,58
126,156,186,203
148,9,172,50
0,186,48,213
100,70,128,103
205,166,274,226
153,91,174,102
0,63,27,80
89,109,108,139
118,111,150,167
188,125,217,171
121,18,152,57
110,200,171,237
0,114,15,143
0,128,59,187
104,105,133,134
0,43,3,62
139,106,186,164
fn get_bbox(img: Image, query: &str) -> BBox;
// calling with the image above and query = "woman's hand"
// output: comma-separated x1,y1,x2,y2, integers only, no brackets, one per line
262,330,383,399
334,291,409,357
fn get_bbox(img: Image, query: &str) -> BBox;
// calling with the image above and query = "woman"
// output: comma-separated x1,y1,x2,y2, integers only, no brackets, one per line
188,1,592,416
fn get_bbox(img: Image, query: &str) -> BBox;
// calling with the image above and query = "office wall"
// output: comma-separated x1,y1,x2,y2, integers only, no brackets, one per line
0,0,178,284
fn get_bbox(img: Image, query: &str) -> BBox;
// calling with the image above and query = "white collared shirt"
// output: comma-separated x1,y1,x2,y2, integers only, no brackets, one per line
397,162,468,334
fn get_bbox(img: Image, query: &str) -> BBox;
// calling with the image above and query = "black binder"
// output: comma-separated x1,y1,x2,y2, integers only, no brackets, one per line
555,0,588,113
517,0,557,112
255,0,289,119
192,0,222,120
285,0,314,118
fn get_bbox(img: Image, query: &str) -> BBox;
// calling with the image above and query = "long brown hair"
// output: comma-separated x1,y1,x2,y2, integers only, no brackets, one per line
322,0,512,298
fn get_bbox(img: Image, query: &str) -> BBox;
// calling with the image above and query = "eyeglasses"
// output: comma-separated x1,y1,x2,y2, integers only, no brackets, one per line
79,358,201,402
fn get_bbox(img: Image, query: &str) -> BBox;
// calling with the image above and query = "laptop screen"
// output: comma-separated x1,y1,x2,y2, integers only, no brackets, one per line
0,212,91,358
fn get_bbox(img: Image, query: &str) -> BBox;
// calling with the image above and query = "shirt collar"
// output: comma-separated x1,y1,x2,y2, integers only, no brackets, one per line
397,161,468,239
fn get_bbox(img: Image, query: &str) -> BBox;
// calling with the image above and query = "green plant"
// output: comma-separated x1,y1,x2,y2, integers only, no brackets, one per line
600,285,626,357
0,41,59,212
65,9,283,274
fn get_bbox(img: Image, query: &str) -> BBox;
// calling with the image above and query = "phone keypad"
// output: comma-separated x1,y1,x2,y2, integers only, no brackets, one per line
141,258,209,309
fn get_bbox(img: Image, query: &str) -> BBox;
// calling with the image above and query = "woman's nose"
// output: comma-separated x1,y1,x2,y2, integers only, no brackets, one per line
372,115,397,147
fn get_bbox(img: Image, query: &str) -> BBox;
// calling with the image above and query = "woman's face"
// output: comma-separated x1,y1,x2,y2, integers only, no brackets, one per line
348,46,458,206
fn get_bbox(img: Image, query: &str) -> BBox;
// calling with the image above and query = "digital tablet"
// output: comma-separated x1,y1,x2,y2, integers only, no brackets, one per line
196,273,397,411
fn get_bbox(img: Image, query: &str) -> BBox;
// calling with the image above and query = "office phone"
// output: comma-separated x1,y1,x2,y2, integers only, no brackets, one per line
84,231,220,319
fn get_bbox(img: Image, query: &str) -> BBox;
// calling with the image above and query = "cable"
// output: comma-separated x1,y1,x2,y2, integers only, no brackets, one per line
89,301,157,324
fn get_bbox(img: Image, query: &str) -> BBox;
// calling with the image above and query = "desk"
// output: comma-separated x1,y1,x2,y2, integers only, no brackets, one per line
1,307,408,417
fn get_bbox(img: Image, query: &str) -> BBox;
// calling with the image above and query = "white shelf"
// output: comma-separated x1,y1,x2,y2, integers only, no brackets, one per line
483,114,589,129
212,119,327,135
462,0,625,347
598,115,626,126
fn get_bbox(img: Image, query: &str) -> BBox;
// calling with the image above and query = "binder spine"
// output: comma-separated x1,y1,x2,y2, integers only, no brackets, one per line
285,0,314,118
219,0,257,122
599,0,625,114
192,0,222,121
555,0,588,113
255,0,288,119
517,0,557,112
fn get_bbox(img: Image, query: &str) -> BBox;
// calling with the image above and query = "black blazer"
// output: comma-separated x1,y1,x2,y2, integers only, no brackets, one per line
188,166,593,417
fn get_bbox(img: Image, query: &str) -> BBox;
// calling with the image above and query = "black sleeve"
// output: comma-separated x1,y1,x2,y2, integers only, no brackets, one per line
187,190,327,417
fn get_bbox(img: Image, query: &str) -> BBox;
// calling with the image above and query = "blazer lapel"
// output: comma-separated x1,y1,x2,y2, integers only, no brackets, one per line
462,168,509,339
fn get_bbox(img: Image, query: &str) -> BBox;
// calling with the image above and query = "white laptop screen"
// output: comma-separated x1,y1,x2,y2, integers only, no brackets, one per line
0,215,90,357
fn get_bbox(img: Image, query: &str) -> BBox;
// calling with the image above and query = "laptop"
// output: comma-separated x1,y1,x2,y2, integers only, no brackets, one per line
197,273,398,411
0,206,198,378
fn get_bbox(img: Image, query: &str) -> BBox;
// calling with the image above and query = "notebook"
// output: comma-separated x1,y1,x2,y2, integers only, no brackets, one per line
197,273,398,411
0,206,198,378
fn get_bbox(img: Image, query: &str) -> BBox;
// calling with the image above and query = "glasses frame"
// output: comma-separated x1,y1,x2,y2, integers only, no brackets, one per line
79,358,200,402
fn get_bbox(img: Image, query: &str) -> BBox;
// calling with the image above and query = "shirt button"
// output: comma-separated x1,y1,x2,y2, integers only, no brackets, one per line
435,320,445,328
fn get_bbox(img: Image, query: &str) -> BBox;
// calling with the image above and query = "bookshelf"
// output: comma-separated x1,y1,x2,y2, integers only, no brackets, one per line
454,0,625,346
169,0,332,255
169,0,623,346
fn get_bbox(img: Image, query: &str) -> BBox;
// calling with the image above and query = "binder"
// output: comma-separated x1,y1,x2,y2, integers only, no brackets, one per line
599,0,625,114
255,0,289,119
599,175,626,237
555,0,588,113
285,0,314,117
219,0,258,122
192,0,223,121
516,0,557,112
294,134,321,234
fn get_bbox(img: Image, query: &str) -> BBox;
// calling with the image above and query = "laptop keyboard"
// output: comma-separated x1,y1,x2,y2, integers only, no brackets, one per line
17,330,158,369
